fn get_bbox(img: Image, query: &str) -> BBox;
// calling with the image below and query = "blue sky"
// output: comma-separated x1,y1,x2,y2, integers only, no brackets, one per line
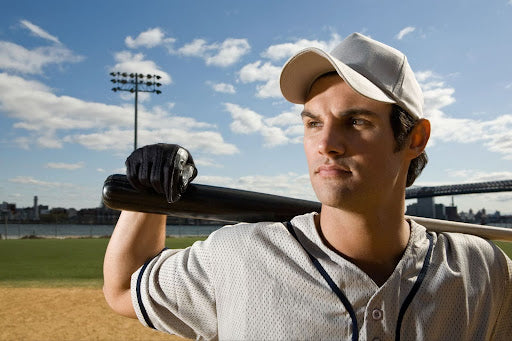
1,0,512,214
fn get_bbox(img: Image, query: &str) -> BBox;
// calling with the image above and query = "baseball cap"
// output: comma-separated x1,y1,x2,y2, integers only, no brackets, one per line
280,32,423,119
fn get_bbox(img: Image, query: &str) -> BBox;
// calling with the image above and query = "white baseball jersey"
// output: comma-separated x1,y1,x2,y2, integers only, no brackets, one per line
131,213,512,340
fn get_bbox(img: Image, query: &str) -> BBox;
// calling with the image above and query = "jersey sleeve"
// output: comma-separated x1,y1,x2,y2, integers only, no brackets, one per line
130,239,218,340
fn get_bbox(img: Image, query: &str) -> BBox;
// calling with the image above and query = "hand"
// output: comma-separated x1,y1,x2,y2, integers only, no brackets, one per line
125,143,197,203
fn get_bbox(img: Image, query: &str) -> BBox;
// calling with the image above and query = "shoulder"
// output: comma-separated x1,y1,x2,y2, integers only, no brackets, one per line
436,231,507,260
194,213,317,262
432,230,512,284
208,212,317,244
207,220,286,246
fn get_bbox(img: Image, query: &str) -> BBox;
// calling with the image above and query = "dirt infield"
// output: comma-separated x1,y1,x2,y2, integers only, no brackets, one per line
0,287,190,341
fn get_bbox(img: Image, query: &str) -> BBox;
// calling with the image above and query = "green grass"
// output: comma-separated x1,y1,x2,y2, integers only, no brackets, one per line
0,236,205,287
494,241,512,258
1,237,511,288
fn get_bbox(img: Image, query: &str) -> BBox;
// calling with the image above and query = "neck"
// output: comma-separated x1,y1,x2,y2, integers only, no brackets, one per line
317,201,410,286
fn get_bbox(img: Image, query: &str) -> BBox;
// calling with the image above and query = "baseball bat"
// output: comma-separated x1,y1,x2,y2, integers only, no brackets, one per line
102,174,512,241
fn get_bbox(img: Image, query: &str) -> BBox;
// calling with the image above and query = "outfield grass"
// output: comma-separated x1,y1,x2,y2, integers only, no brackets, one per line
1,237,511,287
494,241,512,258
0,236,205,287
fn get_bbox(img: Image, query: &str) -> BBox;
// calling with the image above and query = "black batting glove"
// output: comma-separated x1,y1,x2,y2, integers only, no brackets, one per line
125,143,197,203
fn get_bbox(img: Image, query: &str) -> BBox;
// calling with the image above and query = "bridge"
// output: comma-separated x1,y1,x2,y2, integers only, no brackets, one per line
405,180,512,199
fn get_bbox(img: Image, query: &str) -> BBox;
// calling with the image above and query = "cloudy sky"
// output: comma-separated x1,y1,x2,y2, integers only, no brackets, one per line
1,0,512,214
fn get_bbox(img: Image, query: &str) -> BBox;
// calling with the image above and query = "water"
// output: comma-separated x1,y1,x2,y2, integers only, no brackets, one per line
2,222,509,240
0,224,223,239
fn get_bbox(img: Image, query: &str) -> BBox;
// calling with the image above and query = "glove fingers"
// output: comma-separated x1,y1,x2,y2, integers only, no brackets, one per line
126,150,145,191
149,148,166,194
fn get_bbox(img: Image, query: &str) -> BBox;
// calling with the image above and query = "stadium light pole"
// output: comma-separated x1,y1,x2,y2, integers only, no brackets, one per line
110,72,163,150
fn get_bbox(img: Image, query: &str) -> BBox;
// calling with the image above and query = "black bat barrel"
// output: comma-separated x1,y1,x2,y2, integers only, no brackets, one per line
102,174,321,223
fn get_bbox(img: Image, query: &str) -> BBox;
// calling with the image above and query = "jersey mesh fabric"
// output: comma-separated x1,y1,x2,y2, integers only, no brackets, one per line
131,213,512,340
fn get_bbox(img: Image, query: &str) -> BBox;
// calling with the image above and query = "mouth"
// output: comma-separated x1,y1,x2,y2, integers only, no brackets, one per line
315,164,352,177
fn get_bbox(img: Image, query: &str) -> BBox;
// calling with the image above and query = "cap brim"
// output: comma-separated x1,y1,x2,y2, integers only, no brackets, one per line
280,48,396,105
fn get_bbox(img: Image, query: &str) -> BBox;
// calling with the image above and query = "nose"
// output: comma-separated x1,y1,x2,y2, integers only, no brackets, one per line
317,122,346,157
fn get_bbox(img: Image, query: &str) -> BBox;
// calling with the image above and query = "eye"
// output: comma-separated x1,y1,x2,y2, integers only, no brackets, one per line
304,119,322,128
351,118,366,126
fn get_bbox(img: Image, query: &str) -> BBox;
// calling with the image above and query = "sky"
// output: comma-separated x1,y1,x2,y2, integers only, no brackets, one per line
1,0,512,215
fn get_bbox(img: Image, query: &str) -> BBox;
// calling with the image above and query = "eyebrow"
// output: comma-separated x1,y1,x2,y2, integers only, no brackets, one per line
301,108,379,120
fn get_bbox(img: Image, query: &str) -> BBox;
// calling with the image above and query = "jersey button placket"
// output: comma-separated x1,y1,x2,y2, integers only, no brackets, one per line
370,307,383,341
372,308,383,321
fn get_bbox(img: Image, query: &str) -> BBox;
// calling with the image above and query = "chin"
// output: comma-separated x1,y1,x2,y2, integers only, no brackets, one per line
313,182,370,210
313,187,349,208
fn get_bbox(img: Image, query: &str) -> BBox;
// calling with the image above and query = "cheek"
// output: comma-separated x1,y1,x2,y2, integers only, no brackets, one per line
303,136,315,158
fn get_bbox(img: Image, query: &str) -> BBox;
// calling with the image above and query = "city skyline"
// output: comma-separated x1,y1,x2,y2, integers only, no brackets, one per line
2,191,510,218
1,1,512,214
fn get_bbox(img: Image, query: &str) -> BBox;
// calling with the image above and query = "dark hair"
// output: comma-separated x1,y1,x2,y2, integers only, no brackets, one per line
390,104,428,187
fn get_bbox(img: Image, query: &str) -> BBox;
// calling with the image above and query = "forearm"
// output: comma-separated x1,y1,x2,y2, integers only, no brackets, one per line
103,210,167,318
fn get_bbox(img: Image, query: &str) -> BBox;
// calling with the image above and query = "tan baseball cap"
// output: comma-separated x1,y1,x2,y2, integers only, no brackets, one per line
280,32,424,119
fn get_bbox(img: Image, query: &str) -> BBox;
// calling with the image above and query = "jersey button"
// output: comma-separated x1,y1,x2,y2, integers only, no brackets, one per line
372,338,381,341
372,308,383,320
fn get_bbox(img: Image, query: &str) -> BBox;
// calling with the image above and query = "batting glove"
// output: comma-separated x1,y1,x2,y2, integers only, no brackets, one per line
125,143,197,203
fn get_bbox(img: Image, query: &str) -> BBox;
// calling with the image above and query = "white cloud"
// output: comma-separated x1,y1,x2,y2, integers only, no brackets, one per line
37,134,63,149
125,27,175,49
9,176,74,187
177,39,211,56
419,71,512,160
176,38,250,67
0,73,238,155
239,61,279,83
46,161,85,170
0,41,84,74
207,38,250,67
396,26,416,40
446,169,512,183
63,121,239,156
261,126,289,147
111,51,172,84
194,157,224,168
207,81,236,94
197,172,315,201
264,109,302,127
239,33,341,98
238,61,281,98
261,32,342,61
20,20,61,44
225,103,264,134
224,103,303,147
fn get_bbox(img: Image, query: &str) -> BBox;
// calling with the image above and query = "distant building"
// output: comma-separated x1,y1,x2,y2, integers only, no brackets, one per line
445,205,460,221
435,204,446,220
406,197,447,219
407,197,434,218
34,196,39,220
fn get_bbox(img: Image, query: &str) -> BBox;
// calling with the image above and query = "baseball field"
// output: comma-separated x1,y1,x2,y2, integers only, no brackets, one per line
0,236,205,341
1,237,512,340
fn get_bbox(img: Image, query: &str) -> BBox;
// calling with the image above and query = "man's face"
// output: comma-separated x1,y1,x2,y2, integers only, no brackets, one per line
302,75,410,211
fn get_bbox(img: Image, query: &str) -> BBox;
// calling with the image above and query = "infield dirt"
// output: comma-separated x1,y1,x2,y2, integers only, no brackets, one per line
0,287,189,341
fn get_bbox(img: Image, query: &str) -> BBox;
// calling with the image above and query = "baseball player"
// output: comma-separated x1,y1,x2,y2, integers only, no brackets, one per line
103,33,512,340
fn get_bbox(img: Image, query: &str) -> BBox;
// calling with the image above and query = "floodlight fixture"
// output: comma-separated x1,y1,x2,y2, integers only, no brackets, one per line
109,71,165,150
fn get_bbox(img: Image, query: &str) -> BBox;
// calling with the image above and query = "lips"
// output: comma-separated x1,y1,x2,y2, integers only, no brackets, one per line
315,164,352,177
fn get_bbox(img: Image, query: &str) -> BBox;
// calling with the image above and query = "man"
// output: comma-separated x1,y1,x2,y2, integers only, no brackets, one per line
103,33,512,340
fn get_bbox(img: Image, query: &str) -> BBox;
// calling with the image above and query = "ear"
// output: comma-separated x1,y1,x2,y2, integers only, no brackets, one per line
406,119,430,159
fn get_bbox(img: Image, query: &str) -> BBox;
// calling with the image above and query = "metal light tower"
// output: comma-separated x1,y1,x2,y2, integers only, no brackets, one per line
110,72,162,150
